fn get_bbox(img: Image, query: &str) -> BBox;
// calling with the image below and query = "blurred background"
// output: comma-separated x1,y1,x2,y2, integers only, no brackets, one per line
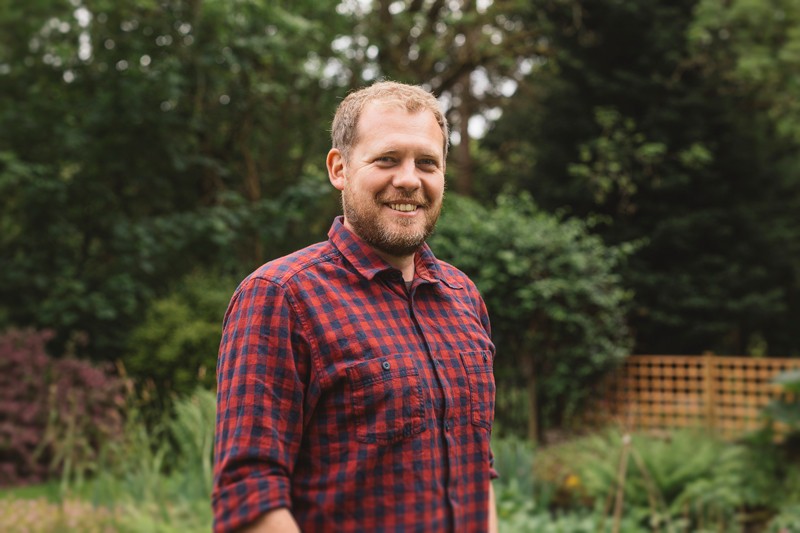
2,0,800,531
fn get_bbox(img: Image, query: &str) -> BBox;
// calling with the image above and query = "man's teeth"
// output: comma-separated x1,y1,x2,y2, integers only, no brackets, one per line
390,204,417,212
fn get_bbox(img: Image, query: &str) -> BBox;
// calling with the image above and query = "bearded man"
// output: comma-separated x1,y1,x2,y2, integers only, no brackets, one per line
213,81,497,533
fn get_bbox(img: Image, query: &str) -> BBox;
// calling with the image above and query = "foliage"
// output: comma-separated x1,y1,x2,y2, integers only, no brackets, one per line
491,435,648,532
480,0,800,356
689,0,800,143
740,398,800,513
124,271,239,398
2,0,799,376
498,507,649,533
492,435,536,513
0,328,127,487
534,429,756,531
431,192,633,433
0,0,343,361
65,388,216,532
761,369,800,433
766,504,800,533
0,387,215,531
0,328,51,485
492,384,531,439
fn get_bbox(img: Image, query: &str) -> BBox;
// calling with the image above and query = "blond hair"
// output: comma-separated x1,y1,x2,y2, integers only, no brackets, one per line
331,81,449,162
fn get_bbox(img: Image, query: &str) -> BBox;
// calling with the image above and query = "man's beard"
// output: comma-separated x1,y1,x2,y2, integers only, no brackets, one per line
342,187,442,257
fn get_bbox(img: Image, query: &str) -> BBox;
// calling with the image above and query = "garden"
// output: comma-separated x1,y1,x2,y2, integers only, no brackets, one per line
3,0,800,531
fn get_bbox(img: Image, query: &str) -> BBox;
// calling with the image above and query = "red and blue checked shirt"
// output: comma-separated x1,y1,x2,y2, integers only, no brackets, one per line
213,216,496,533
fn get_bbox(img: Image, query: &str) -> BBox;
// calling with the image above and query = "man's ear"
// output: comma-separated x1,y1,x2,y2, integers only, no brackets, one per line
327,148,346,191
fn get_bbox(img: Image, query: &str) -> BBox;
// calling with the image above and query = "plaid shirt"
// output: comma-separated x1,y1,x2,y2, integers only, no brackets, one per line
213,217,496,533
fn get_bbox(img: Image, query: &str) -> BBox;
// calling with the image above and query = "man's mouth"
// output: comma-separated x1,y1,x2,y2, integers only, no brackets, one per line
388,203,419,212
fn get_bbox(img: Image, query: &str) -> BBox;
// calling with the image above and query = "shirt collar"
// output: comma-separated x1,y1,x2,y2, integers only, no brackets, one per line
327,216,461,288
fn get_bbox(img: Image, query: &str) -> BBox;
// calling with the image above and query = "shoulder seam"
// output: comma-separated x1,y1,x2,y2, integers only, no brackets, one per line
251,249,341,287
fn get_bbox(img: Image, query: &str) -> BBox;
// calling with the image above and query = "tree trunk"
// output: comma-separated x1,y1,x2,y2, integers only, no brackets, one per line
454,76,474,195
528,370,538,444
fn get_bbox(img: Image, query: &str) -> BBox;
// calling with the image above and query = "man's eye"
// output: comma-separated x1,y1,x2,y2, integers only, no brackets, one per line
418,159,438,167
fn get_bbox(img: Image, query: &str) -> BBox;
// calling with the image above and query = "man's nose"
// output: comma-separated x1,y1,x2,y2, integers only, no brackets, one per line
391,159,421,190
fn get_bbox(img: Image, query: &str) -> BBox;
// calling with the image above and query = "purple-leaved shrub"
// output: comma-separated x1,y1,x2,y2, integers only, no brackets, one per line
0,328,128,487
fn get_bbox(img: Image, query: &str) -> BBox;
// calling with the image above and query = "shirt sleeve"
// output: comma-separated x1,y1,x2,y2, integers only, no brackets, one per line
212,276,310,533
474,286,499,480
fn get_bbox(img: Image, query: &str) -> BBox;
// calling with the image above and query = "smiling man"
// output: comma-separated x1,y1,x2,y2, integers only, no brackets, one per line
213,81,498,533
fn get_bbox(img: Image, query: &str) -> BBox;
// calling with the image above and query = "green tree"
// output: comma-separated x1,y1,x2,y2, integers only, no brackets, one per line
480,0,800,355
0,0,344,359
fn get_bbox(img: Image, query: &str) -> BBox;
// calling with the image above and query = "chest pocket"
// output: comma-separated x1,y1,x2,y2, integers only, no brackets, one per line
346,355,426,444
459,350,495,430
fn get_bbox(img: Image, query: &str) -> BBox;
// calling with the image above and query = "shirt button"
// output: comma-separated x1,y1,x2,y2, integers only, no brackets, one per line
444,420,451,431
382,361,391,370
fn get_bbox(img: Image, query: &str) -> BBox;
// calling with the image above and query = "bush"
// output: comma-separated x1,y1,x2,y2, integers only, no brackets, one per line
0,329,51,485
0,328,128,487
125,271,239,399
431,192,633,435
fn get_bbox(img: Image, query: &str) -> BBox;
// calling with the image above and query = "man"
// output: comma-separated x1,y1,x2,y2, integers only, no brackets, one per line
213,81,497,532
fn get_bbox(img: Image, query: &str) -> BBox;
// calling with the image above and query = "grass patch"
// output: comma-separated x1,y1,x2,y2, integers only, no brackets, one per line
0,481,61,502
0,496,120,532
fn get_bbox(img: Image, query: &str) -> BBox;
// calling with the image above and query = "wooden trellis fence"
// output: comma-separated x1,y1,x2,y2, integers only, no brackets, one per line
594,354,800,439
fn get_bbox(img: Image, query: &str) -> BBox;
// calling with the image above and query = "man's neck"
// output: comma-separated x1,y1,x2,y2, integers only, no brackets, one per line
373,249,415,282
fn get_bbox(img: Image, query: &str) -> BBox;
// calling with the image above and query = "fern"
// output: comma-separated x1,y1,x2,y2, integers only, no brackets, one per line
535,428,752,531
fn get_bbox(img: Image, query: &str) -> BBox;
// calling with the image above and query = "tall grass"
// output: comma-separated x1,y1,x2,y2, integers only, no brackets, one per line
86,387,215,532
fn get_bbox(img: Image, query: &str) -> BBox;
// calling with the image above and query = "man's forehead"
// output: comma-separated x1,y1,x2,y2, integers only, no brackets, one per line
354,101,442,146
361,99,431,117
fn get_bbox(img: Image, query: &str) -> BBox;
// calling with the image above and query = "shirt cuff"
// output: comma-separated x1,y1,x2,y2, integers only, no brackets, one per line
213,475,291,533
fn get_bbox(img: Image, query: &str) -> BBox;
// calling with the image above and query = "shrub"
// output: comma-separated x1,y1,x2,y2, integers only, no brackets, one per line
431,193,633,438
125,271,239,399
0,328,51,485
0,328,128,487
762,368,800,436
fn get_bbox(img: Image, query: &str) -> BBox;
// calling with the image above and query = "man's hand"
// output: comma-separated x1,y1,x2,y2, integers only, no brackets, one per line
489,482,498,533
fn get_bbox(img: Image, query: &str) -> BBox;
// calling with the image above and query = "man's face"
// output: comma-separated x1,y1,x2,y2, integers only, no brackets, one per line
331,101,446,258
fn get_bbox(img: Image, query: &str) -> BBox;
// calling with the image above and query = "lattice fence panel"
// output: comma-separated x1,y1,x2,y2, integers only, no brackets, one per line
595,355,800,439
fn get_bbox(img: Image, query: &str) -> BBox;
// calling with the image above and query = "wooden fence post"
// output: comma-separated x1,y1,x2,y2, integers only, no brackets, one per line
703,351,717,431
